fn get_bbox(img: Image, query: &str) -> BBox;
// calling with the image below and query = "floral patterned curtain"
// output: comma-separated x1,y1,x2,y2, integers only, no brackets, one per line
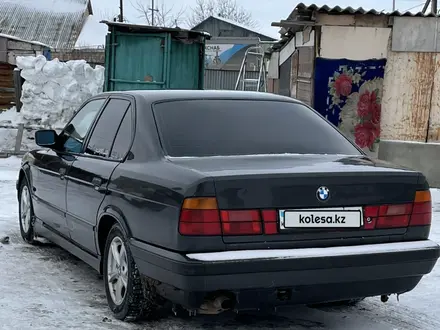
313,58,387,154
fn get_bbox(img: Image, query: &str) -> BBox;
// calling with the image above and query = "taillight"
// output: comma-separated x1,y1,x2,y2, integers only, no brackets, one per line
179,197,221,236
363,190,432,229
179,197,278,236
220,210,262,235
262,210,278,235
411,190,432,226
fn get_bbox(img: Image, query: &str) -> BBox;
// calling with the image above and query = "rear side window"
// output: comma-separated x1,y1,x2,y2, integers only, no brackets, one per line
85,99,130,157
153,100,360,157
110,106,133,160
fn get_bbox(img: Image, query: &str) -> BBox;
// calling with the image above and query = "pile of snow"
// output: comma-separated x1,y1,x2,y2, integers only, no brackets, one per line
0,55,104,152
16,55,104,129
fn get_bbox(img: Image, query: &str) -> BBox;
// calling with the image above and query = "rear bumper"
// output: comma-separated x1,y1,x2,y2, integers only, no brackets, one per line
130,240,440,309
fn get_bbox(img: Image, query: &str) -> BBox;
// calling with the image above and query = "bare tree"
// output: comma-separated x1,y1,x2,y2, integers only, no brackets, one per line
131,0,186,27
187,0,257,28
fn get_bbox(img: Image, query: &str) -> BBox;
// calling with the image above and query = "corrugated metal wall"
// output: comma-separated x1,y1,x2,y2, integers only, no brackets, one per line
169,39,202,89
204,69,259,90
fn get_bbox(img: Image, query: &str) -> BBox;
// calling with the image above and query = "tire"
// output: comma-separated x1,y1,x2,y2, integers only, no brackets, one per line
103,223,163,321
18,179,36,244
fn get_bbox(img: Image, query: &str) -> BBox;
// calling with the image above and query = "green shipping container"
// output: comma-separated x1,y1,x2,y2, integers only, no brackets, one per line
102,21,210,92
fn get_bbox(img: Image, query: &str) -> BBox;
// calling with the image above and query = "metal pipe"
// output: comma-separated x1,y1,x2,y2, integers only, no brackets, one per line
119,0,123,22
422,0,431,13
152,0,155,26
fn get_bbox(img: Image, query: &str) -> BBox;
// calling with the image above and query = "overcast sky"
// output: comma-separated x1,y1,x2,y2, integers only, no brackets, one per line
91,0,428,38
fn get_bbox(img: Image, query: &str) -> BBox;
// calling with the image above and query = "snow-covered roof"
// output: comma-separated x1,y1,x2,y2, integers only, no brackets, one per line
0,0,92,49
75,15,107,49
192,15,276,40
102,20,211,38
212,15,258,34
0,33,51,48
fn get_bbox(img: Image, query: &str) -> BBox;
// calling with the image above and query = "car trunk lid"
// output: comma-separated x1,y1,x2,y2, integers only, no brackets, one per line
170,154,424,245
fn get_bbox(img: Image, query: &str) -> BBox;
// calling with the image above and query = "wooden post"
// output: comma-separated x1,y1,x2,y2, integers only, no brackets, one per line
14,123,24,154
13,69,23,112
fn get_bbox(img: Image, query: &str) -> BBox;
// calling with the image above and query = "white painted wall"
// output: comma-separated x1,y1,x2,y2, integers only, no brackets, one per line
295,30,314,48
267,52,279,79
320,26,391,60
279,37,295,65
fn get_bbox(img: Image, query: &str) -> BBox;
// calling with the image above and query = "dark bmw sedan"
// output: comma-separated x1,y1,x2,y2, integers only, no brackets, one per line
17,90,440,321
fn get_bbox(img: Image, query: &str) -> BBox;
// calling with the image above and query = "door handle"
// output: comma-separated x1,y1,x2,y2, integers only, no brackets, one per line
92,177,102,186
59,168,66,180
92,177,106,193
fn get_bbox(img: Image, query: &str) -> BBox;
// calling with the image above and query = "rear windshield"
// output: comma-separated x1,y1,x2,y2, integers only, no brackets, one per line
152,99,361,157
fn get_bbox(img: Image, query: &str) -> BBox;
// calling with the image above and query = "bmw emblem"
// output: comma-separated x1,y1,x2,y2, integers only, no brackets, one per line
316,186,330,202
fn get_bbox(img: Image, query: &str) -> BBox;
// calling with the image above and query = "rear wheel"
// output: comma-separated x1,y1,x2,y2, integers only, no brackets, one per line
103,223,162,321
18,180,36,244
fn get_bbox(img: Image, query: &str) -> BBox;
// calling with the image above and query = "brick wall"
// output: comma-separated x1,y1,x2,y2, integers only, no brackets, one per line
52,48,105,67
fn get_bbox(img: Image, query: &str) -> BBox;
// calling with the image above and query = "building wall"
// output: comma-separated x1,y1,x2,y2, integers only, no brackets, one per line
317,17,440,143
381,17,440,143
0,36,47,111
271,29,315,104
0,62,14,110
376,17,440,186
381,50,435,141
320,26,391,60
378,140,440,187
313,21,390,157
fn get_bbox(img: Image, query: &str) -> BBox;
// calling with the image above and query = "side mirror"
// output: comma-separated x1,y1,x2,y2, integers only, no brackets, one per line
35,129,57,148
65,123,74,134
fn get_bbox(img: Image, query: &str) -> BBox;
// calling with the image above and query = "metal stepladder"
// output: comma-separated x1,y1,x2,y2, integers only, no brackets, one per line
234,45,267,92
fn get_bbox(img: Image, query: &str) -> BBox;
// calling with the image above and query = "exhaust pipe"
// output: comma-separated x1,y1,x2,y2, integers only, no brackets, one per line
198,295,235,315
220,297,234,309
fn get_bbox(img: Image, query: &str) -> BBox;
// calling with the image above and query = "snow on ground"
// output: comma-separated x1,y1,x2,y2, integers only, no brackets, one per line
0,107,38,153
0,157,440,330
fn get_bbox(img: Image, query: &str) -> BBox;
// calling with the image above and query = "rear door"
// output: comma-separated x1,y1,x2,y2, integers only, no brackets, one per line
65,97,132,254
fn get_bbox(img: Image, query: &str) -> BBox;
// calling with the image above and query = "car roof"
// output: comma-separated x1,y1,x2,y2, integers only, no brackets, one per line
100,89,302,104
